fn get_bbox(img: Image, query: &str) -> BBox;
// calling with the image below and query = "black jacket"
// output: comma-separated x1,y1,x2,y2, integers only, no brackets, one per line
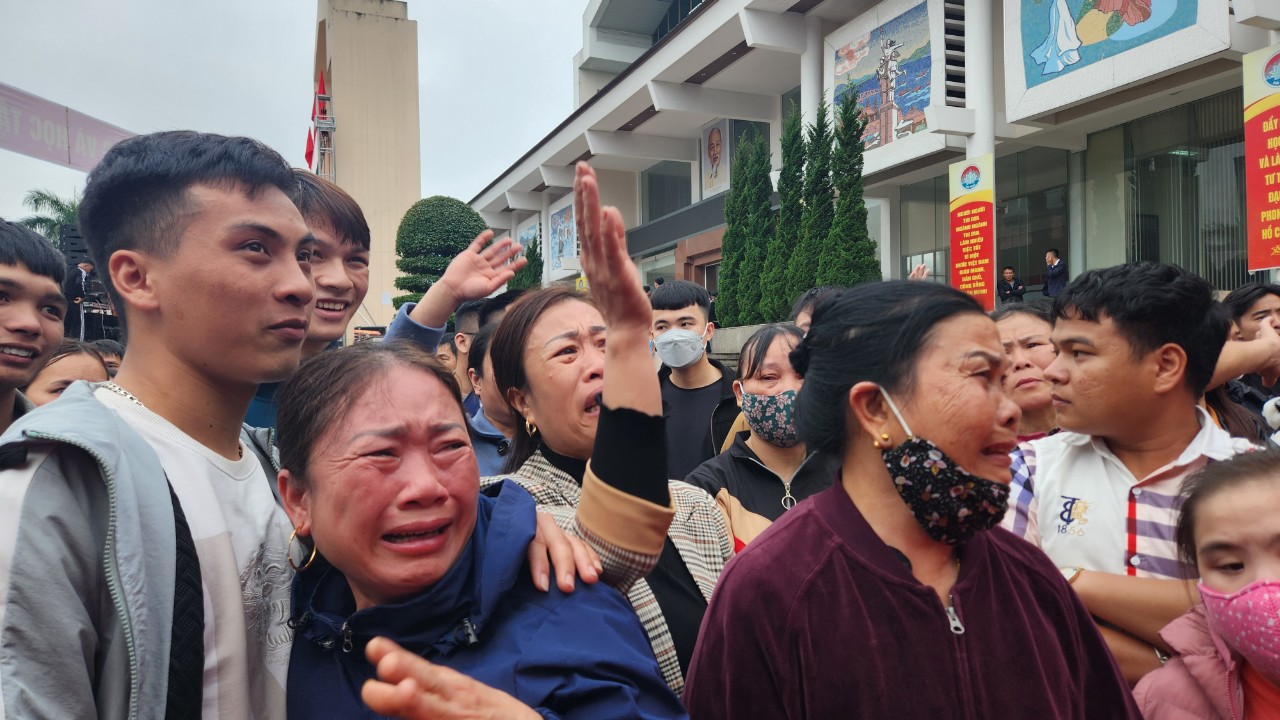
998,276,1026,304
658,357,739,462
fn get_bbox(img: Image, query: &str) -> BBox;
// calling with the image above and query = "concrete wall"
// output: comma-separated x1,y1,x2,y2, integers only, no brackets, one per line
318,0,420,330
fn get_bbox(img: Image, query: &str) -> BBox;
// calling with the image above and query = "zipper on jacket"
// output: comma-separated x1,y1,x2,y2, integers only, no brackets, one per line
341,622,354,653
945,596,966,635
27,431,142,720
459,617,479,646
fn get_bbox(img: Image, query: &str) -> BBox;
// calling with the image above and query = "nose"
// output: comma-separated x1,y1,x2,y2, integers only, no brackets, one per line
1043,352,1066,385
1009,345,1035,371
584,342,606,382
396,450,451,509
315,258,354,294
996,384,1022,429
276,254,316,309
5,303,44,338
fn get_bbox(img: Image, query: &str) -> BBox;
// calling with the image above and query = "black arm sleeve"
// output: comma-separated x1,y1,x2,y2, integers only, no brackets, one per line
591,403,669,505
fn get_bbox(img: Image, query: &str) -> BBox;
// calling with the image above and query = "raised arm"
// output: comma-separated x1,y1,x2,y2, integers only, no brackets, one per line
573,162,675,588
1208,318,1280,390
385,230,525,348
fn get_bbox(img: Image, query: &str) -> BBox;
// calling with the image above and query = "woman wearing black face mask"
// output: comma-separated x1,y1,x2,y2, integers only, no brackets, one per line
683,281,1140,719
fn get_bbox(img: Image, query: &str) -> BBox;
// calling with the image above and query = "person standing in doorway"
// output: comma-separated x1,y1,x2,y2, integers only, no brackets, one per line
999,266,1026,305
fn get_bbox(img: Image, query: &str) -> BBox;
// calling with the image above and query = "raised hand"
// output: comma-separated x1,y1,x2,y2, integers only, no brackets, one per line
1257,317,1280,388
907,263,930,281
408,230,527,329
361,638,541,720
573,162,651,335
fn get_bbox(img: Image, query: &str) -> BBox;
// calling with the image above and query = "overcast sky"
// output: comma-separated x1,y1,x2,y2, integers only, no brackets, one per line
0,0,582,223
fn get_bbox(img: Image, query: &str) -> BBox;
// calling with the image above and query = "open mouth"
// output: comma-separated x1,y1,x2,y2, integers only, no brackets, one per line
0,345,35,359
383,527,446,544
583,391,602,416
316,300,349,313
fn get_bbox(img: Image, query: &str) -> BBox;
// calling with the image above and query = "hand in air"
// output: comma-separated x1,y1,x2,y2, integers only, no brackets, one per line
436,230,527,306
907,263,930,281
573,162,651,335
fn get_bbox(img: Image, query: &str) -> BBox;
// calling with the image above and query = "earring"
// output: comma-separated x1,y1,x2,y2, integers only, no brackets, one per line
872,432,891,450
525,418,538,437
288,527,317,572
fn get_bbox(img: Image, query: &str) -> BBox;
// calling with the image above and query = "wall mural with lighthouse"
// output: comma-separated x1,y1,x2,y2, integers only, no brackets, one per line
832,0,930,151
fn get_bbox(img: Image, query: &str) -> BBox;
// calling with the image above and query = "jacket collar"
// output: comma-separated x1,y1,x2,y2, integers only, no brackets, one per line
1158,605,1241,719
658,356,737,400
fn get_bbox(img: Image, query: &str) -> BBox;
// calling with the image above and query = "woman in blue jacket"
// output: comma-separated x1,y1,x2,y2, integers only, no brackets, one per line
274,340,685,719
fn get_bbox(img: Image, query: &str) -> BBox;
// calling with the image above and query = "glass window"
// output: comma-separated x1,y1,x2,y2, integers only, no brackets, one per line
640,160,692,223
782,86,802,121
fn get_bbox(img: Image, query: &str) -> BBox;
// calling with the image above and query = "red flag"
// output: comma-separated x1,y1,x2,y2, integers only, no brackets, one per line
305,76,321,167
305,127,314,168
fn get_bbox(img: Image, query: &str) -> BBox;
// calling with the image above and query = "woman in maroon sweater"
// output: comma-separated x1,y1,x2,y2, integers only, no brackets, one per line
683,281,1139,720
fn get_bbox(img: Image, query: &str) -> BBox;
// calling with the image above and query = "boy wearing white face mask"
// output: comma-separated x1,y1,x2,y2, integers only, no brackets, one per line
651,281,738,479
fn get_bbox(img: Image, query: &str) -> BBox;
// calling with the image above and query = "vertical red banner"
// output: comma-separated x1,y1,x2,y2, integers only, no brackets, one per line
948,154,996,311
1244,45,1280,272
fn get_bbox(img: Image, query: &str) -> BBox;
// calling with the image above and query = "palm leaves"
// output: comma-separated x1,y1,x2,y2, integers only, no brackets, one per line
19,189,80,248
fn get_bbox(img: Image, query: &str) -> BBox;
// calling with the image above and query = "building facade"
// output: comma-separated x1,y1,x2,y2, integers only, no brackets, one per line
470,0,1279,300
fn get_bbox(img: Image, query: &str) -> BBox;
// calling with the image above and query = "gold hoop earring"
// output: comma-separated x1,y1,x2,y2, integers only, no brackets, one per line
288,527,317,572
525,418,538,437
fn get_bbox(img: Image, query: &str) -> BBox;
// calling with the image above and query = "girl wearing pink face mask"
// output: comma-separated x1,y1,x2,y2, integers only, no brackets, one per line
1134,451,1280,718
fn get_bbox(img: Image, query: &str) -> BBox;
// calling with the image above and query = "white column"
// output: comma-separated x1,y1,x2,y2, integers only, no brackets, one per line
540,192,552,286
965,0,995,159
800,15,822,130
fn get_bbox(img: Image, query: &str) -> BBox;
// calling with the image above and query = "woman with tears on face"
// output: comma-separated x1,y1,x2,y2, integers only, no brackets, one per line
682,280,1140,720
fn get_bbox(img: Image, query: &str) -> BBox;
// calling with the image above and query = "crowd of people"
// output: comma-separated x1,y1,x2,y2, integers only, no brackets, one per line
0,129,1278,719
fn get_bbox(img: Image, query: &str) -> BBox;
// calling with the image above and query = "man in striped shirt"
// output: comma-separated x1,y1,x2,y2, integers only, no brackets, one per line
1002,262,1255,685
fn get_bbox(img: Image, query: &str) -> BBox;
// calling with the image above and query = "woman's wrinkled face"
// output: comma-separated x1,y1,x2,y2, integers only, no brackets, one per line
282,366,479,610
26,353,109,406
509,300,605,461
996,313,1056,416
1195,479,1280,594
888,314,1021,484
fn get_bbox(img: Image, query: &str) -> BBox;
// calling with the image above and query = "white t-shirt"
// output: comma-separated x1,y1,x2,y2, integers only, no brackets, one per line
96,388,292,719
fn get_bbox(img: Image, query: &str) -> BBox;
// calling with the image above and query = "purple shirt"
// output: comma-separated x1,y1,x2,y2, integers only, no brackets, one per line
684,483,1139,720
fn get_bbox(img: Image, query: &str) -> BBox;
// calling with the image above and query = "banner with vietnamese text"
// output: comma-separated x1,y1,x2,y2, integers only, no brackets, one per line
1244,44,1280,272
949,153,995,311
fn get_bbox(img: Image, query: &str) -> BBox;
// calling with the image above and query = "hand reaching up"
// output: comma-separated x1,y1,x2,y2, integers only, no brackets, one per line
409,230,527,329
574,162,651,336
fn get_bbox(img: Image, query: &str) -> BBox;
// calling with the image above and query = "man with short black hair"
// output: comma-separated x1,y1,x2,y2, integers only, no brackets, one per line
1004,261,1253,684
0,221,68,432
998,265,1026,305
0,131,316,718
1044,248,1067,298
651,280,737,479
479,288,525,328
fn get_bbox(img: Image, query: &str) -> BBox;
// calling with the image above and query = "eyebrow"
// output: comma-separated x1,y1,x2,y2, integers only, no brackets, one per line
1197,540,1241,556
542,326,606,348
1053,336,1095,348
963,350,1003,364
346,422,465,443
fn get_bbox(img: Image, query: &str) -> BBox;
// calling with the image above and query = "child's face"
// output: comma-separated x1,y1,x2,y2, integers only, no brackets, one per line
1195,479,1280,594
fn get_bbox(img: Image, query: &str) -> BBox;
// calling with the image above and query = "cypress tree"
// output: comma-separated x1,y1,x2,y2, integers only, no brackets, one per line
786,101,833,307
817,97,880,286
714,134,749,326
763,103,803,322
734,132,774,325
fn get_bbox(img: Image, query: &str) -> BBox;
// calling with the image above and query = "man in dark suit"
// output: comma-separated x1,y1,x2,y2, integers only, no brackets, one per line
1044,248,1067,298
998,266,1026,305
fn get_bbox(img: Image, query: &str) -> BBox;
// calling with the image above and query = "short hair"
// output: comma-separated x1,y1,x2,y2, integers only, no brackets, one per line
792,281,985,457
650,280,710,318
1053,262,1227,395
89,338,125,357
1047,248,1061,259
290,170,370,250
455,300,486,334
1175,450,1280,577
1221,283,1280,322
77,131,297,328
479,289,525,328
739,324,804,380
0,221,66,285
277,340,463,484
989,298,1054,325
438,333,458,356
1002,265,1015,273
467,321,498,379
21,339,107,392
653,276,664,286
790,286,844,323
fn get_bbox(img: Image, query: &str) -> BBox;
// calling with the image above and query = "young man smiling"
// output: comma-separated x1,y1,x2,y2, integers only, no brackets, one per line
0,131,316,719
0,221,69,432
1003,262,1254,685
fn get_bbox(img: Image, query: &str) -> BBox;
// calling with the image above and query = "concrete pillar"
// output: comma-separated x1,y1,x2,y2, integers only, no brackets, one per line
965,0,995,159
540,192,552,286
800,15,823,130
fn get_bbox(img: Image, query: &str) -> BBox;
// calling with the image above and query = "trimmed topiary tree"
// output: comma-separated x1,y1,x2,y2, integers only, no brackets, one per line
785,101,833,311
817,96,880,287
507,232,544,291
734,132,774,326
762,103,804,323
393,196,487,308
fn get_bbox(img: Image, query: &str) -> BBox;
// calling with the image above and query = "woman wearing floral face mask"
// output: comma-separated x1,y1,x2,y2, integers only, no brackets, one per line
685,324,837,549
683,280,1140,719
1134,451,1280,718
